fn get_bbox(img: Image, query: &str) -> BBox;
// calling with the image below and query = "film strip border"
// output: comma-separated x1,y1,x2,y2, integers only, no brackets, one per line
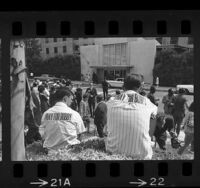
0,11,200,187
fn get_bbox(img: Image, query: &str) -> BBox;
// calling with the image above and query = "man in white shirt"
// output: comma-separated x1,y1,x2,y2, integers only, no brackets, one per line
40,87,86,150
106,74,158,159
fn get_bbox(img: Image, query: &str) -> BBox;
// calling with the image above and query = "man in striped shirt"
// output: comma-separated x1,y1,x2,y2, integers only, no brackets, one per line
105,74,158,159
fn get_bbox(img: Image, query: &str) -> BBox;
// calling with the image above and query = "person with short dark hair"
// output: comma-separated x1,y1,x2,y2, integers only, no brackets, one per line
154,113,175,150
172,88,189,136
79,94,90,133
178,102,194,155
86,83,97,118
106,74,158,159
94,95,107,137
147,85,159,106
38,85,49,114
40,87,86,150
162,88,175,115
102,78,109,100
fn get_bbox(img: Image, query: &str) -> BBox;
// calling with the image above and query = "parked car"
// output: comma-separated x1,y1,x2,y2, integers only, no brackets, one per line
176,84,194,94
107,78,124,88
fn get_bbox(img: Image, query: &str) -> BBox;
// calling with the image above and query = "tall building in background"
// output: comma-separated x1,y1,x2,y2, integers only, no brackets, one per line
37,38,95,59
156,37,193,52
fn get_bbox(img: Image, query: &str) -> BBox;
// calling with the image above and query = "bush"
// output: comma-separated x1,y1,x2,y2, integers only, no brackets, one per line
153,49,193,86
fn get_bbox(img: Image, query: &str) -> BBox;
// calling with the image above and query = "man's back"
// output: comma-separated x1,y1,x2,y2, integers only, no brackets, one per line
40,102,85,150
173,94,187,114
106,90,157,159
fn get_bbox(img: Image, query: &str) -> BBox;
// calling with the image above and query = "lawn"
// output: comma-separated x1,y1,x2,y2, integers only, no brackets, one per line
26,135,193,161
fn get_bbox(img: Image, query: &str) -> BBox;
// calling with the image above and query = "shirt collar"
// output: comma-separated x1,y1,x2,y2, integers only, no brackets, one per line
55,101,69,108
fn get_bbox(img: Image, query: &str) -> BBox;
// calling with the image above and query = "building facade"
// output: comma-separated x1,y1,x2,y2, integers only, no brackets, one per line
38,38,95,59
80,38,159,84
156,37,193,52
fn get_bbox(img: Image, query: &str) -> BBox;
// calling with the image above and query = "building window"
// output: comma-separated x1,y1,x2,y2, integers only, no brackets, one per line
46,48,49,54
54,47,58,54
45,38,49,43
63,46,67,53
170,37,178,45
103,43,127,66
188,37,193,45
54,38,57,42
63,38,66,41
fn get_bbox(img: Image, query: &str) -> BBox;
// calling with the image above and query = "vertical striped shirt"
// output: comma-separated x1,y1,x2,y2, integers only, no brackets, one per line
105,90,157,159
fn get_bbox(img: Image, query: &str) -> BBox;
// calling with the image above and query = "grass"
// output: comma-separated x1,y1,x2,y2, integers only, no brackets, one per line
25,135,194,161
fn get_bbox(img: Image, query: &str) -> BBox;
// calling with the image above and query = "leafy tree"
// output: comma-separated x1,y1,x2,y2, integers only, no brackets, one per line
153,49,193,86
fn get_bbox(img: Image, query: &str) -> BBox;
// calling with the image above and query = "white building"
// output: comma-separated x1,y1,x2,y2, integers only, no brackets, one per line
80,38,159,84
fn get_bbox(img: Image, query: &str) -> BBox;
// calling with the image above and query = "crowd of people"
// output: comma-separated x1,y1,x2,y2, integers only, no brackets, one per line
25,75,194,160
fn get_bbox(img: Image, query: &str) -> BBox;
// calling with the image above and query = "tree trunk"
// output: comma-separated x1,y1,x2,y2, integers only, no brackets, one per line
11,41,26,161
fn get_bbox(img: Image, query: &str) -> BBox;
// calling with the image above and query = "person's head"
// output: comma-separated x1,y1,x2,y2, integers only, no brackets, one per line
150,85,156,94
189,102,194,112
54,87,74,106
83,94,88,101
106,94,112,101
38,85,45,93
96,94,103,103
32,82,38,88
178,88,185,95
90,82,93,88
123,74,143,92
168,88,174,96
140,90,146,96
116,90,121,95
156,112,166,128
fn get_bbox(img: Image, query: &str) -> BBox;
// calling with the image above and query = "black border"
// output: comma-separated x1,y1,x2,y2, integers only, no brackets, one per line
0,11,199,187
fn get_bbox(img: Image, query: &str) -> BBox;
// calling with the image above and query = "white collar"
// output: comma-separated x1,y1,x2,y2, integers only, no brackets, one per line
55,101,69,108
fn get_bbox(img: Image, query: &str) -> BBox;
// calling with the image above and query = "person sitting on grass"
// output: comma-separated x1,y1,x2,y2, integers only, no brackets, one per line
79,94,90,133
154,112,175,150
40,87,86,151
177,102,194,155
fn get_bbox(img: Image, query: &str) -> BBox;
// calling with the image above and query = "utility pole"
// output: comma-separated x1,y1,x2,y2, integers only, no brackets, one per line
10,40,26,161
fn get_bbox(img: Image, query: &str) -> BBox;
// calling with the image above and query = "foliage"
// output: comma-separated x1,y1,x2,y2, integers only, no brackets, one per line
153,49,193,86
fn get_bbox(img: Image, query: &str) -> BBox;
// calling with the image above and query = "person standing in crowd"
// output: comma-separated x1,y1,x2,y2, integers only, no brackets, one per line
172,88,188,137
162,88,175,115
49,86,57,107
43,82,50,100
147,85,159,106
66,80,78,111
102,78,109,100
94,95,107,138
38,85,49,114
75,84,83,112
86,83,97,118
115,89,121,100
79,94,90,133
177,102,194,155
106,74,157,159
40,87,86,150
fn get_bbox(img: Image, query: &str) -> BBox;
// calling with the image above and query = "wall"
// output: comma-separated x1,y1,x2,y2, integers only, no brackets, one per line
80,45,99,81
129,38,158,84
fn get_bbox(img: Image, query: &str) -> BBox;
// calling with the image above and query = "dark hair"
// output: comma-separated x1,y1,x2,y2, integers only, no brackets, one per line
32,82,37,87
54,87,73,102
83,94,88,99
156,112,165,123
168,88,173,94
116,90,121,95
123,74,142,90
178,88,185,94
38,85,45,93
189,102,194,112
96,94,103,102
150,85,156,94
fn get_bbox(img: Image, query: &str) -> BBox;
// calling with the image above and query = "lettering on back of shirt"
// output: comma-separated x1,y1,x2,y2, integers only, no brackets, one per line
45,113,72,121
